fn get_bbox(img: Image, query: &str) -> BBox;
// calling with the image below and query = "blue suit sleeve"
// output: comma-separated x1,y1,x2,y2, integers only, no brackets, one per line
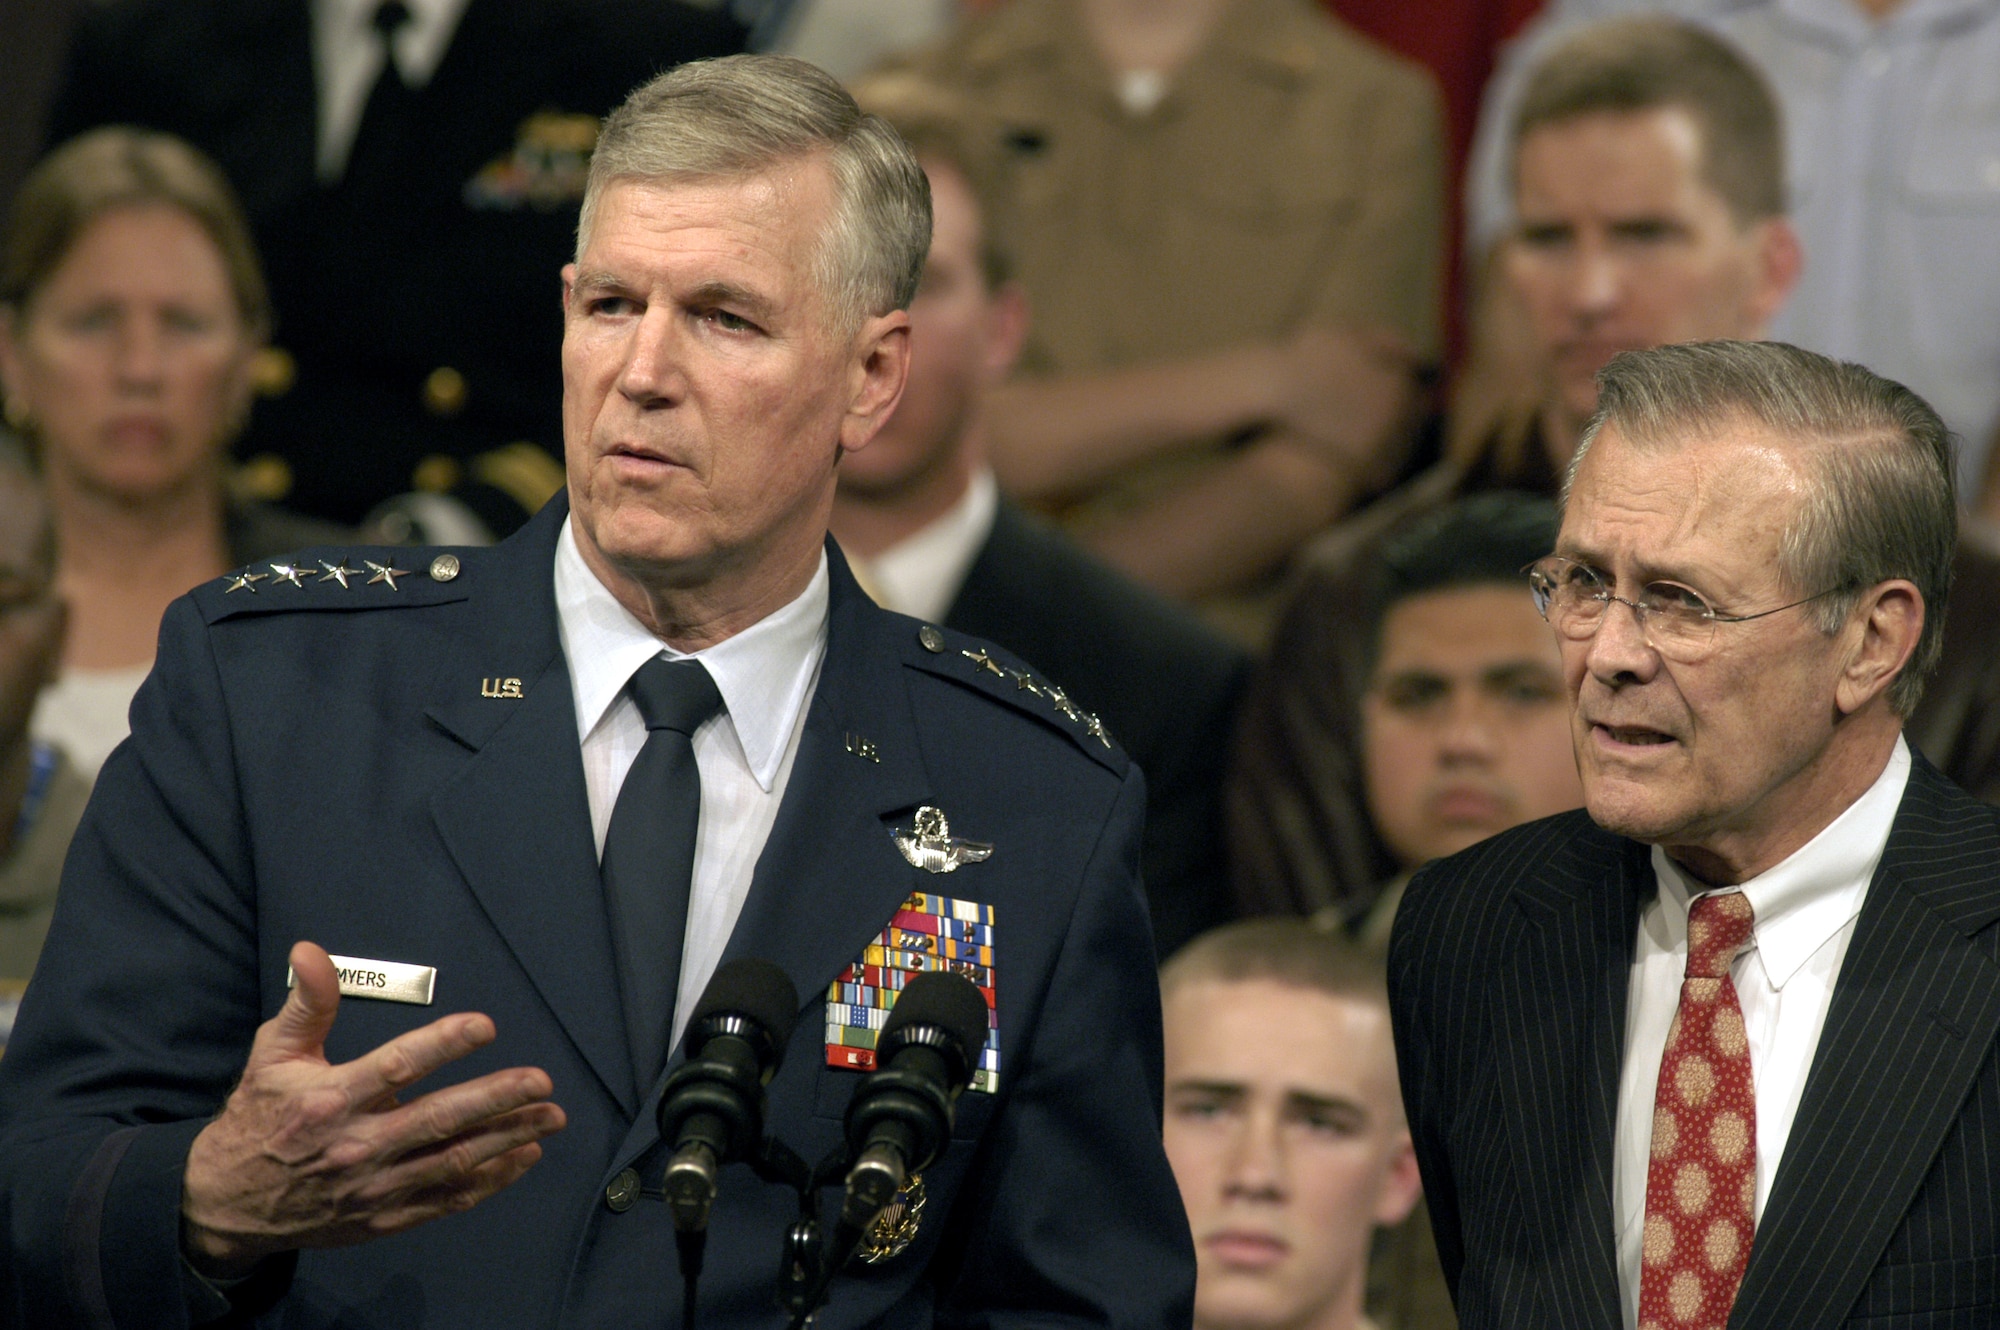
0,596,284,1327
934,767,1197,1330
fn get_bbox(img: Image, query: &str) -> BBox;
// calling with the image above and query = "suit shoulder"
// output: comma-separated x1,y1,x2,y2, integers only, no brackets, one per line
190,547,477,624
969,505,1250,695
1403,811,1621,924
895,616,1130,779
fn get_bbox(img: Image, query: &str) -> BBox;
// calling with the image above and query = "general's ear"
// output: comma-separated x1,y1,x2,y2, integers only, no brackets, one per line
838,310,912,456
1835,579,1923,716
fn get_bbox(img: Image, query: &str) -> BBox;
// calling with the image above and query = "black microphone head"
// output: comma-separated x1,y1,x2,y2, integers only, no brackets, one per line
687,957,801,1071
879,971,991,1087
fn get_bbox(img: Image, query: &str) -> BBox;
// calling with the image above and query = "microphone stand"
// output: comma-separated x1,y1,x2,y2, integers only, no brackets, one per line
642,1134,816,1330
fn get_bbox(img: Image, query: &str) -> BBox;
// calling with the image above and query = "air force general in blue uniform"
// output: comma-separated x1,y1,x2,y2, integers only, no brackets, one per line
0,55,1194,1330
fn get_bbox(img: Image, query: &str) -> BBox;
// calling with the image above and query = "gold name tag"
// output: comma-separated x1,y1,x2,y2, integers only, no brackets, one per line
287,955,437,1006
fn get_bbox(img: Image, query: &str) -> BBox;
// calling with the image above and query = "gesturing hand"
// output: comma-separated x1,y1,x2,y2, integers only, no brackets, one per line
180,942,568,1279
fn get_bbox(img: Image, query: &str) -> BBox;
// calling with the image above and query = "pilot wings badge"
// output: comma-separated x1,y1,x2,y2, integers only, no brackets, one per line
892,806,992,874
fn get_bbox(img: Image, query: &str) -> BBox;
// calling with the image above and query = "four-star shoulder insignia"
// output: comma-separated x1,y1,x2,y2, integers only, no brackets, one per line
945,639,1116,755
212,550,468,612
205,549,472,627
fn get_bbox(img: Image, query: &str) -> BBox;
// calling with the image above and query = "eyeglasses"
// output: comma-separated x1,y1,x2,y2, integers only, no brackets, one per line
1524,555,1848,662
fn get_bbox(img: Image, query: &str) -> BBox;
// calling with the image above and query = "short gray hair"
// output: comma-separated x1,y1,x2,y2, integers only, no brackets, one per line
579,54,931,330
1567,340,1956,716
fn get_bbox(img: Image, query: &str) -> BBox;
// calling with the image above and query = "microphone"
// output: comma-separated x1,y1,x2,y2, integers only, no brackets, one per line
838,971,990,1235
656,958,801,1235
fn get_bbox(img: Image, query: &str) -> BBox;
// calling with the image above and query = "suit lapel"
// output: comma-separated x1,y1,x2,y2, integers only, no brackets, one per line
1498,829,1648,1327
425,496,637,1115
1733,758,2000,1329
713,547,931,1050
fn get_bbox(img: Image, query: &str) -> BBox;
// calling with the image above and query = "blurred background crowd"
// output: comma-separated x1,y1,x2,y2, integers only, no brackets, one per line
0,1,1996,1327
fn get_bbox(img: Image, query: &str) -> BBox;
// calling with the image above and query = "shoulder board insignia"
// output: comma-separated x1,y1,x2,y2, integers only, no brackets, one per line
196,548,474,624
901,623,1125,773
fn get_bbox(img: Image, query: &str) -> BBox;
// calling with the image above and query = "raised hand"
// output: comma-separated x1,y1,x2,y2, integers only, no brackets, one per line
180,942,567,1278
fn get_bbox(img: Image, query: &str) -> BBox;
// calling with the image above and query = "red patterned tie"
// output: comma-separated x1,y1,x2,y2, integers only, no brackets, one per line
1638,890,1757,1330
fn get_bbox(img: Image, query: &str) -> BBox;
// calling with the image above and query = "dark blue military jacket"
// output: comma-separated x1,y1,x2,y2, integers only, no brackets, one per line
0,496,1194,1328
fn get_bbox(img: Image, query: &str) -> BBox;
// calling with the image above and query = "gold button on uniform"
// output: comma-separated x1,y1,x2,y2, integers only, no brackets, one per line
918,625,945,653
605,1167,640,1212
423,366,469,417
429,554,461,582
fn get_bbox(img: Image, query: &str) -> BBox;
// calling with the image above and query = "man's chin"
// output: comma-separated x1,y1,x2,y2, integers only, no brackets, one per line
1193,1279,1317,1330
1581,782,1694,846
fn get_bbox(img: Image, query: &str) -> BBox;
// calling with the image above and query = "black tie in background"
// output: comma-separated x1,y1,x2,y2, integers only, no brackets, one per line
343,1,416,194
602,658,724,1096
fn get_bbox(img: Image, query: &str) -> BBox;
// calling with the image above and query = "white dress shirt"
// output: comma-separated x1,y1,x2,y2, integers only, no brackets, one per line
553,518,827,1048
843,468,998,624
1612,735,1911,1327
312,0,471,180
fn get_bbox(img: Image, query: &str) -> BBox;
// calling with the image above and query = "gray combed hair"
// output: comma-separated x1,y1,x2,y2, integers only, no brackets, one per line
1566,340,1956,716
578,54,931,330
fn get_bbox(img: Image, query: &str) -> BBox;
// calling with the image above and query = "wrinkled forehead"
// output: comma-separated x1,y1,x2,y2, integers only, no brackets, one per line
1560,421,1807,583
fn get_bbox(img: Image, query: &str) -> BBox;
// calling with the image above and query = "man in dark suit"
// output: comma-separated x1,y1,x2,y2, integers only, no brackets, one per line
0,56,1193,1327
828,92,1249,958
1390,339,1994,1329
46,0,744,531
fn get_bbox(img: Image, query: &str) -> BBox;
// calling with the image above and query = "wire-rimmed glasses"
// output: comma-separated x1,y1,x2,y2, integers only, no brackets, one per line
1525,555,1847,663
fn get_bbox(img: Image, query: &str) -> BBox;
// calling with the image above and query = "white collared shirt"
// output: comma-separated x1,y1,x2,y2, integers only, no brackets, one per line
552,517,828,1049
312,0,471,181
843,468,999,624
1612,736,1912,1327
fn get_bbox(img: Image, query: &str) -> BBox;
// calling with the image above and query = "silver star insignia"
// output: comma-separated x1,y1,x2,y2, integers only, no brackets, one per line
1084,714,1112,749
223,570,268,594
892,806,994,874
318,560,361,588
1046,686,1082,721
960,648,1006,678
1006,668,1044,697
268,562,310,588
364,560,412,590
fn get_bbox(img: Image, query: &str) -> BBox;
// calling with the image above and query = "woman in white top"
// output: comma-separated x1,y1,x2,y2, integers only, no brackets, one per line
0,128,340,775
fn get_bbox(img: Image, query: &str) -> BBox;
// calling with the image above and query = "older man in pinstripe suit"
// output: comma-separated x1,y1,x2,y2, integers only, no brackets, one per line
1391,339,2000,1329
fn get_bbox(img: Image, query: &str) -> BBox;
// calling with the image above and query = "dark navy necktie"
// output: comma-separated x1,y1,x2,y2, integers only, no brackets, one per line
344,1,416,190
601,657,723,1095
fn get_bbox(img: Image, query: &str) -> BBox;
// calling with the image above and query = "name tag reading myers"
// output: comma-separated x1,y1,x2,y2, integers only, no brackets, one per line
286,956,437,1006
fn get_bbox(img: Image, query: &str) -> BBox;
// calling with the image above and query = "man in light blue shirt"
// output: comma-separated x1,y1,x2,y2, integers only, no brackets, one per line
1467,0,2000,495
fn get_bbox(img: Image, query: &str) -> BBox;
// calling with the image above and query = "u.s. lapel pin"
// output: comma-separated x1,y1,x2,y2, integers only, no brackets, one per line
893,806,992,873
845,731,881,763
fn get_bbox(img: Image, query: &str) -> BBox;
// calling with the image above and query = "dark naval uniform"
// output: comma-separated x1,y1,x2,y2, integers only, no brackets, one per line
46,0,745,530
0,495,1194,1328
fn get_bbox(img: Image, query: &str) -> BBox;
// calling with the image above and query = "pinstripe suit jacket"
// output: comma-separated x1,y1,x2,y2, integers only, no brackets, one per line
1389,752,2000,1329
